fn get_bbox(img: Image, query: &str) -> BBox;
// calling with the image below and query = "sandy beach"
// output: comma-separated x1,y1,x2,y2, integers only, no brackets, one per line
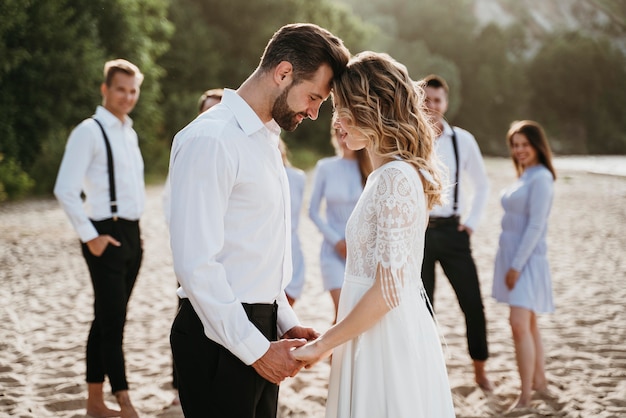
1,156,625,418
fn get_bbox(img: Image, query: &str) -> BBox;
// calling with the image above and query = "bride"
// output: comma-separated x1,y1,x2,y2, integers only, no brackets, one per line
293,51,456,418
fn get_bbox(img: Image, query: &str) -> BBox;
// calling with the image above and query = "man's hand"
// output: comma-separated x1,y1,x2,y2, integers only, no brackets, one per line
505,268,521,290
458,224,473,236
252,339,307,384
86,235,121,256
282,325,319,341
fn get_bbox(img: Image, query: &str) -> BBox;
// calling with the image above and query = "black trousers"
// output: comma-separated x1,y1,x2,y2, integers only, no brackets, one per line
172,286,183,390
171,298,279,418
421,221,489,361
82,218,142,393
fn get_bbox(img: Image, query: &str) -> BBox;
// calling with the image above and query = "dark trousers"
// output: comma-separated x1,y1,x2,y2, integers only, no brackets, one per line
172,290,182,390
421,221,489,361
171,298,279,418
82,218,142,393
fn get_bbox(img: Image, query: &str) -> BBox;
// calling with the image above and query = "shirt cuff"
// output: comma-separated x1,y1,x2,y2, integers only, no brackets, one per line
232,328,271,366
77,222,99,243
277,306,300,337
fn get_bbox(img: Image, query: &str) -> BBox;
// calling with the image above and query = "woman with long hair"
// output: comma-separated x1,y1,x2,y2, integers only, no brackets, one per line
308,117,372,320
492,120,557,410
294,51,455,417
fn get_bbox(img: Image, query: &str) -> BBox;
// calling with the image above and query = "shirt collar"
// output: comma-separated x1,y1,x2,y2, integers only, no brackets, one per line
95,105,133,129
222,89,281,143
438,120,453,139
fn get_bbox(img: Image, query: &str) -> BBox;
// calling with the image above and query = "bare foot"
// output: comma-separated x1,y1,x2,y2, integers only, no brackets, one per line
533,386,558,401
87,383,121,417
476,376,494,392
115,391,139,418
506,395,531,412
119,405,139,418
473,360,494,392
86,403,121,418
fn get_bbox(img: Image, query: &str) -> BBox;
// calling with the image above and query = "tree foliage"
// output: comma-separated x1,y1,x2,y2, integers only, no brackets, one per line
337,0,626,156
527,31,626,154
158,0,375,156
1,0,625,200
0,0,172,198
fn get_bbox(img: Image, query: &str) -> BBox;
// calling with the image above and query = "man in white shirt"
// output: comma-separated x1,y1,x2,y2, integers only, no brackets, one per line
168,23,351,417
54,59,144,418
420,74,493,391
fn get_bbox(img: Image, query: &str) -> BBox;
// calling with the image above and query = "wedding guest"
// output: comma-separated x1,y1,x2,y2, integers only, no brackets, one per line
54,59,144,418
308,118,371,320
492,120,557,410
420,74,492,390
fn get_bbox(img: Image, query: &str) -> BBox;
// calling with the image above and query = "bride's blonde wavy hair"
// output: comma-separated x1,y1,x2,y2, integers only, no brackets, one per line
332,51,444,210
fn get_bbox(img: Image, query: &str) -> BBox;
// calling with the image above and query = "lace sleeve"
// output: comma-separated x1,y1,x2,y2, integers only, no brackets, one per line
374,167,420,309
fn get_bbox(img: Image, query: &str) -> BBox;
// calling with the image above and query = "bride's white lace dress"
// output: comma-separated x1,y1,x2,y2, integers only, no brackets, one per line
325,160,456,418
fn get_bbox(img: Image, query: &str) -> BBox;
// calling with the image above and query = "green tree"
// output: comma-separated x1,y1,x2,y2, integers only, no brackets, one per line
0,0,172,198
158,0,375,163
527,31,626,154
455,23,530,155
81,0,173,177
0,0,103,197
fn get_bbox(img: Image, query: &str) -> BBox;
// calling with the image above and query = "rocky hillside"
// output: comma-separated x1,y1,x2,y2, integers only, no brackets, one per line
473,0,625,51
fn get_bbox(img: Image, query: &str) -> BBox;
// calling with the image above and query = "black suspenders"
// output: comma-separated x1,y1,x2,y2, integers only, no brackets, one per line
91,118,118,221
450,127,459,214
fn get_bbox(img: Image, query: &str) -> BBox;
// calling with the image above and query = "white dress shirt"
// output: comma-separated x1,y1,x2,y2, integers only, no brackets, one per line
54,106,145,242
430,121,489,231
168,89,300,365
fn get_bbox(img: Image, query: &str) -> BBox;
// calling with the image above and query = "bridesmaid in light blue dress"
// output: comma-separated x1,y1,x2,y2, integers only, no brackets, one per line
309,122,371,320
492,120,557,410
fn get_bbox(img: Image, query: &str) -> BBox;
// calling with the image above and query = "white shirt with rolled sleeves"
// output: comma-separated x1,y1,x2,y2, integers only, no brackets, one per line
53,106,145,243
430,121,489,231
167,89,299,366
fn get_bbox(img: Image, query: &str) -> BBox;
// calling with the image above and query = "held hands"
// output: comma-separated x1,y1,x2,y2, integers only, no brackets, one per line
292,338,332,368
86,234,121,256
505,268,521,290
252,338,307,384
282,325,320,341
251,326,320,384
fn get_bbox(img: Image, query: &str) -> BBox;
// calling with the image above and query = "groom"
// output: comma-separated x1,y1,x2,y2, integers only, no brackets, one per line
167,23,350,417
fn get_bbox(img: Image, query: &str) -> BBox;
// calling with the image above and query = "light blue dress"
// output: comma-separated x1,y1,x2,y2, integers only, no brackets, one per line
309,157,363,291
285,166,307,299
492,164,555,313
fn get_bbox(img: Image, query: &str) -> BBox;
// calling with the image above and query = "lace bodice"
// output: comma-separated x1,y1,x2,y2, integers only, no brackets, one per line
345,161,427,309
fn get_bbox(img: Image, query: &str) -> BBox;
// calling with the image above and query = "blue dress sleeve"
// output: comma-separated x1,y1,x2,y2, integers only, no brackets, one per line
511,169,554,271
308,160,342,245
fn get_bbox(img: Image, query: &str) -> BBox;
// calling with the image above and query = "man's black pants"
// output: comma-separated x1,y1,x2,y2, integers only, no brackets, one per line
82,218,142,393
171,298,279,418
421,219,489,361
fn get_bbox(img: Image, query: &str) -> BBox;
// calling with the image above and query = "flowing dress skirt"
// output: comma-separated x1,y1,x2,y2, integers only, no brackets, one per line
325,274,456,418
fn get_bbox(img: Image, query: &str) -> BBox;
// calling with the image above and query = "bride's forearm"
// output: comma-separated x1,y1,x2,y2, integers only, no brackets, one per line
317,277,390,352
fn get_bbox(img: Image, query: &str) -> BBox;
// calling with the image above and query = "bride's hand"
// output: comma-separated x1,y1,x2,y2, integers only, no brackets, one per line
292,339,332,368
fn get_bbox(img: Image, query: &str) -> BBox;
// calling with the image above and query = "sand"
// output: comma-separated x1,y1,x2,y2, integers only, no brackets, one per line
1,157,624,418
